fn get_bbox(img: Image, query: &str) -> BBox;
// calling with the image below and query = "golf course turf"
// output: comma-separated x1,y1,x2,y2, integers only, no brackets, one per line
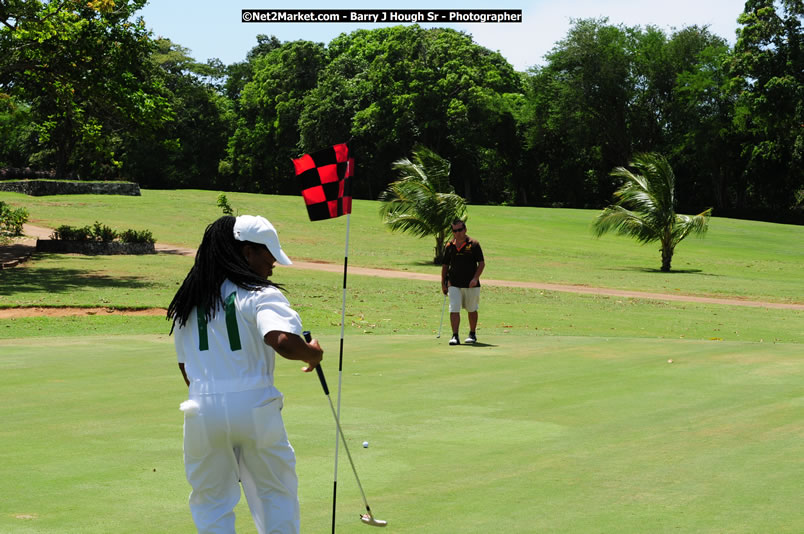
1,190,801,532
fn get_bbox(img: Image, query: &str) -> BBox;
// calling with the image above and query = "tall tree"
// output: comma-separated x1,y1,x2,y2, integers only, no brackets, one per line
0,0,169,179
520,18,753,214
593,153,712,272
729,0,804,211
0,95,34,167
223,35,282,104
521,19,635,208
379,146,467,264
224,39,327,194
122,38,232,189
299,25,522,203
671,29,741,212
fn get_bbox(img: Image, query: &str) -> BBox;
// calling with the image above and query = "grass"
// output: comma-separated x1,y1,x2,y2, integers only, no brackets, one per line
1,334,801,533
0,252,190,309
1,189,803,303
1,262,801,343
0,188,802,532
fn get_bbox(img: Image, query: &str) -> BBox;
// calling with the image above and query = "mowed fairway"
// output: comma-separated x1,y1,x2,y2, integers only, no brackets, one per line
1,334,801,533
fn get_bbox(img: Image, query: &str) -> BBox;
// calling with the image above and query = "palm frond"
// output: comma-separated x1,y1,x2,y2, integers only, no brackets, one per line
411,145,452,193
671,208,712,244
389,157,435,190
610,153,675,217
594,205,660,243
382,213,436,238
379,145,466,248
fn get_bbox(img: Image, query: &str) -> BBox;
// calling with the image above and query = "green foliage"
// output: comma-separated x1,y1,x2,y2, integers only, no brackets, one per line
223,39,327,195
52,224,93,241
123,38,231,189
671,35,740,211
0,95,34,167
299,25,522,202
0,0,170,179
119,228,155,244
728,0,804,210
594,153,712,271
521,19,633,207
51,222,153,244
379,146,467,263
520,20,740,211
92,221,118,242
216,193,234,215
0,200,28,236
223,35,282,103
1,9,801,222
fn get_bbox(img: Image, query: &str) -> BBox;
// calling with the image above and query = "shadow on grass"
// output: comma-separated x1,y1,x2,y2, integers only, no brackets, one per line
462,342,497,348
409,260,443,268
156,247,194,257
0,266,150,296
610,266,721,275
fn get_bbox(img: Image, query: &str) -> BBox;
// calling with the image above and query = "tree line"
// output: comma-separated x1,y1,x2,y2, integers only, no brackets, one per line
1,0,802,223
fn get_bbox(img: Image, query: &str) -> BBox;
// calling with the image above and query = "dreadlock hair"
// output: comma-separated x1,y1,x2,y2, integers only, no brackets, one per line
167,216,281,333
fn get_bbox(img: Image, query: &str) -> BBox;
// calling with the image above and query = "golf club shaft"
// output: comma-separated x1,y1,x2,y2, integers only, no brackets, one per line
303,331,375,515
437,292,446,338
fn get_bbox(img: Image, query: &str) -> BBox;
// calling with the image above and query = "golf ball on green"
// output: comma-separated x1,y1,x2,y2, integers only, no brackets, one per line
362,441,369,448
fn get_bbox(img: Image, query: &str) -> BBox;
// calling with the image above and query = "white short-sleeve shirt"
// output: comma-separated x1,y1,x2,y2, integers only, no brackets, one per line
175,280,303,395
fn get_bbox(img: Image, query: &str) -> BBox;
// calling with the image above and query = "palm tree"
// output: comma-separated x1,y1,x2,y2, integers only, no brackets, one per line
379,146,467,264
593,153,712,272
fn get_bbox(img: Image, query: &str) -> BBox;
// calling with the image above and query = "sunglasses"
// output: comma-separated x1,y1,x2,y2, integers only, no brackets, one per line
451,227,466,233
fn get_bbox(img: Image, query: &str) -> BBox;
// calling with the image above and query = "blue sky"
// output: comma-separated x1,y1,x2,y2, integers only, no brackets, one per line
137,0,748,71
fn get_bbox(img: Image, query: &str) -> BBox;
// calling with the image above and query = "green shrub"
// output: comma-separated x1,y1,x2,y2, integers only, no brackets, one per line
50,223,153,244
119,228,155,244
52,224,93,241
217,193,234,215
0,201,29,236
92,221,118,242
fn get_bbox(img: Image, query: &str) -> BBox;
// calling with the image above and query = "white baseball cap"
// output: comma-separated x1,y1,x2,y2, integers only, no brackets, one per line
233,215,292,265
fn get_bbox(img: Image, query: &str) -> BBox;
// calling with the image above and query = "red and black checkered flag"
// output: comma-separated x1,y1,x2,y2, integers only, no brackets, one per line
293,143,353,221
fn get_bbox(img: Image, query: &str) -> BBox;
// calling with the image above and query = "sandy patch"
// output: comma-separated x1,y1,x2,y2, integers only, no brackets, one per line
0,307,166,318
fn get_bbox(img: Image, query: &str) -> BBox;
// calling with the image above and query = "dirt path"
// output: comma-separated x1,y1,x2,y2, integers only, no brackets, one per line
1,224,802,318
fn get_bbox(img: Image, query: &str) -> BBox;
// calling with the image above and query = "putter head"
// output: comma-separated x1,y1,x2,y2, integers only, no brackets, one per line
361,513,388,527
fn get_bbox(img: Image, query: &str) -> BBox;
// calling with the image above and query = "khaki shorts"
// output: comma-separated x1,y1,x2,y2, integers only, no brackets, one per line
448,286,480,313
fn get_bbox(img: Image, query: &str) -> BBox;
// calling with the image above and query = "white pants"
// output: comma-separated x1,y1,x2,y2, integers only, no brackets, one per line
448,286,480,313
183,388,300,534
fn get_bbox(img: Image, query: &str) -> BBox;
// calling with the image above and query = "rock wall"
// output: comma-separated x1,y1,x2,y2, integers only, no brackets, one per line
36,240,155,255
0,180,141,196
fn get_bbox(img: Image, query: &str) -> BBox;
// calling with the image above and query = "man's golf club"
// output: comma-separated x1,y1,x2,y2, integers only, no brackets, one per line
303,331,387,528
436,292,447,338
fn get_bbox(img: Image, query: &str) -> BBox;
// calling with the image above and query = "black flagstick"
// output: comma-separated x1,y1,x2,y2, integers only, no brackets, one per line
295,141,354,533
332,140,353,533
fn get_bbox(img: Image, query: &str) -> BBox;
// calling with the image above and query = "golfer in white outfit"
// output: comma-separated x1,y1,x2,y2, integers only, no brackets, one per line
169,215,323,534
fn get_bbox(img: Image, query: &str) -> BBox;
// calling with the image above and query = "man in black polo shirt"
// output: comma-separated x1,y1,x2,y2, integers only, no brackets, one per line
441,219,485,345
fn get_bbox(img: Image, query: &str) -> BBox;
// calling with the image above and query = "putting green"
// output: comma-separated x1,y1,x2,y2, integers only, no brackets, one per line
1,333,801,533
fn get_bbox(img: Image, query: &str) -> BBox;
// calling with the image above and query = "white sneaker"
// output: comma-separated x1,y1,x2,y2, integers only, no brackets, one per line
464,332,477,344
449,334,460,345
